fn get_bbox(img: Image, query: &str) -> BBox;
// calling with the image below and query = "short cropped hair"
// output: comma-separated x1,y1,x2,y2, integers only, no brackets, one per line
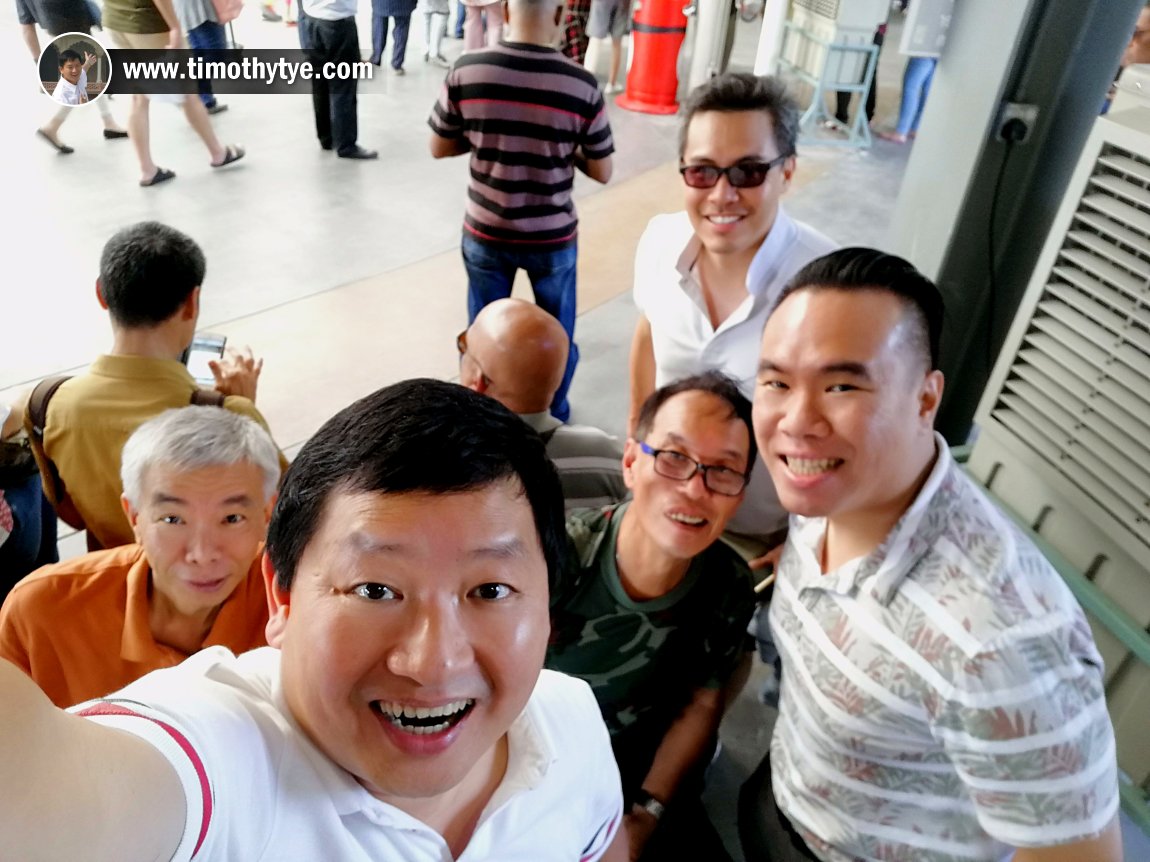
266,379,566,592
633,371,757,475
679,73,799,160
121,406,281,506
57,49,82,67
99,222,206,328
775,247,945,371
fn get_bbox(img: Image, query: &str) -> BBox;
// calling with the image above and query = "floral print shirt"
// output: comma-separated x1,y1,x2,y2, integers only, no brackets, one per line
769,435,1118,861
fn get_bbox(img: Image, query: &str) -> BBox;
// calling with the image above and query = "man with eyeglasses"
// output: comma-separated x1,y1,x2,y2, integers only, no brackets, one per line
457,299,627,512
547,371,757,861
628,73,836,550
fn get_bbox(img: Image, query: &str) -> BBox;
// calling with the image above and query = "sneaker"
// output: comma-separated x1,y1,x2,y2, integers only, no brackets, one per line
393,66,405,76
206,103,229,115
606,82,624,95
261,5,282,20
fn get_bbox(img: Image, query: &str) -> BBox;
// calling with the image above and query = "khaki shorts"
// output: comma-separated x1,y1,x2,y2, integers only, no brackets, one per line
105,29,170,49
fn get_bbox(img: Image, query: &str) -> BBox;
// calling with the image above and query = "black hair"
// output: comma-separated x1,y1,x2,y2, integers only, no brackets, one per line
774,247,945,371
634,370,757,475
58,49,83,68
266,379,566,592
98,222,206,328
679,73,799,160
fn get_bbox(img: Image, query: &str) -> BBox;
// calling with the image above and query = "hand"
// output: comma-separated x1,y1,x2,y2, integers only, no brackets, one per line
623,810,658,861
749,542,783,572
83,51,97,70
209,345,264,401
166,27,183,49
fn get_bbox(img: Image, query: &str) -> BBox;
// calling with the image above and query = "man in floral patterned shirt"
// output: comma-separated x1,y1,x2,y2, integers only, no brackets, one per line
748,247,1122,862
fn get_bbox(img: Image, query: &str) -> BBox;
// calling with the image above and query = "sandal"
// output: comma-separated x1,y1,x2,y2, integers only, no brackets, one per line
211,145,245,168
140,167,176,187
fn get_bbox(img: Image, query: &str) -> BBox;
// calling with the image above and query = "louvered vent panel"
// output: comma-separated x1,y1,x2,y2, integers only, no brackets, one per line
985,142,1150,552
792,0,839,18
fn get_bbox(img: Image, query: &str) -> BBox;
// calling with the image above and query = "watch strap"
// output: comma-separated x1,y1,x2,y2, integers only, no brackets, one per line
632,789,666,821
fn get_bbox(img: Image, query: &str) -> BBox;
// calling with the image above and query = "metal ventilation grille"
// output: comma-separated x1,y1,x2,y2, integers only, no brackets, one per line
987,143,1150,551
792,0,839,19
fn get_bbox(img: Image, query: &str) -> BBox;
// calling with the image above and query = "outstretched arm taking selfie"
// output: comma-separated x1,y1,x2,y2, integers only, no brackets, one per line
0,660,185,862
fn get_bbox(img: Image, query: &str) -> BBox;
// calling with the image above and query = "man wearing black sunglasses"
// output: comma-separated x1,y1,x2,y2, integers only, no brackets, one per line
628,73,837,552
548,371,756,861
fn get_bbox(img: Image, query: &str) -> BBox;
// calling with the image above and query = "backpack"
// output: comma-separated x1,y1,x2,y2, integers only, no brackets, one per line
24,375,225,521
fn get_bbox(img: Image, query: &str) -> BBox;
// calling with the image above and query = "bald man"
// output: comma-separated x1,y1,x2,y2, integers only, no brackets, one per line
458,299,626,512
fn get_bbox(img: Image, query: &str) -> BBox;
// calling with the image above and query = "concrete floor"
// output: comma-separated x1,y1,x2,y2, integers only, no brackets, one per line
4,3,1147,859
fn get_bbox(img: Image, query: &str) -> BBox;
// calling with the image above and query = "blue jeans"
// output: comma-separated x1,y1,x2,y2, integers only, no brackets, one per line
462,234,579,421
0,472,58,603
453,0,465,37
895,56,937,136
187,20,228,108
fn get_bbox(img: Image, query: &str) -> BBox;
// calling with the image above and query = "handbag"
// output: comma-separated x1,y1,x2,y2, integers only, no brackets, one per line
0,440,37,486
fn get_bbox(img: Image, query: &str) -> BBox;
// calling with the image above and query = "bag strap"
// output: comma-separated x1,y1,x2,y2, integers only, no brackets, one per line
23,375,77,520
26,375,72,443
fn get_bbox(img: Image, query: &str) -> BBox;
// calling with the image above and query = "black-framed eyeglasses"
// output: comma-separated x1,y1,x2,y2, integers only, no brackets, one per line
456,330,490,386
638,442,748,496
678,153,791,189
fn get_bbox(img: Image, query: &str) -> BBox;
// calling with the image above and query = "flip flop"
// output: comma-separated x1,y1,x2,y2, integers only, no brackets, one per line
140,167,176,187
211,145,245,168
36,129,74,154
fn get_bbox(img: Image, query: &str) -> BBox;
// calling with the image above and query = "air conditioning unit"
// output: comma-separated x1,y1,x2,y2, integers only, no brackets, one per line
782,0,888,83
967,103,1150,803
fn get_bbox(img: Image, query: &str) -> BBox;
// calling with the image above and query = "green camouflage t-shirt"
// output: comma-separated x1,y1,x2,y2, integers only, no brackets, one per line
547,503,756,740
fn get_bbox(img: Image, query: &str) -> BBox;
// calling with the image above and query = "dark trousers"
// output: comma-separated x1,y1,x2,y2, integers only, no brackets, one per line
298,11,360,155
187,19,227,107
738,752,822,862
613,728,732,862
835,27,884,124
370,5,412,69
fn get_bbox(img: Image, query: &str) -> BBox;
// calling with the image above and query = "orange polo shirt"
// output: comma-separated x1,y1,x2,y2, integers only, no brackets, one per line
0,543,269,707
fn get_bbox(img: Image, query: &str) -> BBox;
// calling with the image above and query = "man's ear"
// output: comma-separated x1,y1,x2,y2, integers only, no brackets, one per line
120,494,144,543
780,155,796,190
180,286,201,321
96,279,108,309
621,437,639,491
263,553,291,647
919,369,945,426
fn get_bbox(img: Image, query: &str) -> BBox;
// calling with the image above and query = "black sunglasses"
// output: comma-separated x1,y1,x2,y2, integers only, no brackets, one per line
678,153,791,189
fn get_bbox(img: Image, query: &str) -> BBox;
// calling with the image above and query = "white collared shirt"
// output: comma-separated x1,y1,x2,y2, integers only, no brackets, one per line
768,435,1118,861
76,647,622,861
54,69,87,105
301,0,357,21
632,206,837,539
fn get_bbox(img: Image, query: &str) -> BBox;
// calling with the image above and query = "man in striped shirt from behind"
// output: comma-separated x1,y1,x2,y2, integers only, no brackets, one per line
428,0,614,424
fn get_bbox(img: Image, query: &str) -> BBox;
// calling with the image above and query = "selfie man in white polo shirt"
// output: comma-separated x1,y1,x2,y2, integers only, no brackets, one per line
628,73,836,548
0,380,625,862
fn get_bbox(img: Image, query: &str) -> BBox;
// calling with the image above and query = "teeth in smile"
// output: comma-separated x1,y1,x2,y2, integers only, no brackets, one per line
709,215,741,224
669,512,706,526
786,457,841,475
375,699,474,735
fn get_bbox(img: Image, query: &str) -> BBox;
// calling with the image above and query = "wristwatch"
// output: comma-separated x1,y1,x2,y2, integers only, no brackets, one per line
632,789,666,821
